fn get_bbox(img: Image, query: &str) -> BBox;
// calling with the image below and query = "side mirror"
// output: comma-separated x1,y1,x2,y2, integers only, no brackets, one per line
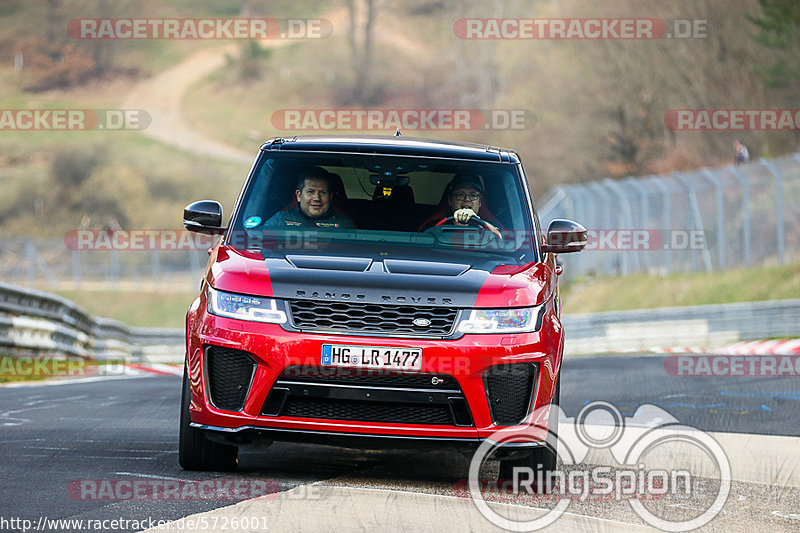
183,200,226,235
541,219,587,254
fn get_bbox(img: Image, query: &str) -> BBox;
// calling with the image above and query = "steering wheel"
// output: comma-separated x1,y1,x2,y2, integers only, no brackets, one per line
440,215,488,229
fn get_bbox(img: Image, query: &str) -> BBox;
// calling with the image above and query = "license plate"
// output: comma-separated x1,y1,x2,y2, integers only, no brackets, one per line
321,344,422,371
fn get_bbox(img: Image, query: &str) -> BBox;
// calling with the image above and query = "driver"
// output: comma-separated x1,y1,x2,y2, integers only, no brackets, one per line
264,167,355,228
425,174,502,238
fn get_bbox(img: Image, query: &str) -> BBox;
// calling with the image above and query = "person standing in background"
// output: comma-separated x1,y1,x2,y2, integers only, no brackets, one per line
734,140,750,165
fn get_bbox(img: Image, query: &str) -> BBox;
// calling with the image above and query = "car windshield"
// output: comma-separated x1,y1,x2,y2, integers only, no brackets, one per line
228,151,538,262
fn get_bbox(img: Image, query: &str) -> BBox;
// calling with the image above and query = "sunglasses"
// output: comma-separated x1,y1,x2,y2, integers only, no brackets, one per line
452,192,481,201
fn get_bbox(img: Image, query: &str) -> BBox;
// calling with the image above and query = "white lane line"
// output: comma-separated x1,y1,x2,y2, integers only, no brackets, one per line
0,395,89,426
668,502,727,514
113,449,173,453
82,456,159,460
72,440,175,444
114,472,192,482
22,448,172,454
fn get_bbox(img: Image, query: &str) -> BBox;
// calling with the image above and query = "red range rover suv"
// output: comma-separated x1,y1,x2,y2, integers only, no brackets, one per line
179,135,586,476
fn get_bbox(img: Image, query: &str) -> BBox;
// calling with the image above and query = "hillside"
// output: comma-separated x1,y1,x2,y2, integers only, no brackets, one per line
0,0,798,238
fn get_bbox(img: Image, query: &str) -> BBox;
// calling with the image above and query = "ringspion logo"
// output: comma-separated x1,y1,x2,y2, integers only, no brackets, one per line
467,402,730,531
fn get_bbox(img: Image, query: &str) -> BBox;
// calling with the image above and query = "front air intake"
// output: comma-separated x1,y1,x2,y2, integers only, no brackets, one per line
261,366,473,426
484,363,538,426
205,346,257,412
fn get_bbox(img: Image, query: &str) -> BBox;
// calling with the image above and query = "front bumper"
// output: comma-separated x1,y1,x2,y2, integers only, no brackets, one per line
191,423,549,454
186,309,562,443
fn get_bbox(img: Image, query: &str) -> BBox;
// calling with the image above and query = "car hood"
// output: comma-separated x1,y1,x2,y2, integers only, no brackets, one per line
208,246,550,308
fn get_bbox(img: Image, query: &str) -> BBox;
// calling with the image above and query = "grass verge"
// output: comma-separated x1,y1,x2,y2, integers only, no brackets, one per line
561,263,800,314
54,289,196,329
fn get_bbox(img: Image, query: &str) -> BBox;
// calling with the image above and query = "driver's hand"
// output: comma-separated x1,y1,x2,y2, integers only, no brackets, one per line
453,208,476,224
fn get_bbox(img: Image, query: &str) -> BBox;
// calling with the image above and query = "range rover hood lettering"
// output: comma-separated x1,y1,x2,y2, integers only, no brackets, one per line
267,256,484,307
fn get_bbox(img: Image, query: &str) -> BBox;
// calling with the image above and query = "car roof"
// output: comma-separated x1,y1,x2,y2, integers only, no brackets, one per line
260,135,520,163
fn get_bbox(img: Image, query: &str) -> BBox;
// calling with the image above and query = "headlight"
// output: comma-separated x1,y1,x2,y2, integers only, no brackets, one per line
457,305,545,334
207,287,287,324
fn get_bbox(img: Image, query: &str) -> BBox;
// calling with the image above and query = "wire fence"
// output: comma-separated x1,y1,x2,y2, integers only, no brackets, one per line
0,237,208,292
538,153,800,279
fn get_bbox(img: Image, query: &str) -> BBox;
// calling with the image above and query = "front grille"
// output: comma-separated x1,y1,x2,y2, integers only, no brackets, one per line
484,363,538,426
288,300,458,337
205,346,256,412
262,366,473,426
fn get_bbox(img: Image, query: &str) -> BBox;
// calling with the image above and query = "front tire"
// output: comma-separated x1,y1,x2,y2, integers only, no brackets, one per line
178,366,238,471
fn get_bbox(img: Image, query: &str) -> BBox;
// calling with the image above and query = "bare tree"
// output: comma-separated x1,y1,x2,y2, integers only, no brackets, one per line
446,0,505,108
347,0,377,103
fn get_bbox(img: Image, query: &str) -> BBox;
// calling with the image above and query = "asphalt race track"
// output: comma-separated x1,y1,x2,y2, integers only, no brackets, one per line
561,356,800,436
2,355,798,532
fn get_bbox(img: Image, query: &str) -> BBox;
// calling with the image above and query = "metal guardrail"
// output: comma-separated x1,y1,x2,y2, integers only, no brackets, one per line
562,299,800,354
0,282,184,360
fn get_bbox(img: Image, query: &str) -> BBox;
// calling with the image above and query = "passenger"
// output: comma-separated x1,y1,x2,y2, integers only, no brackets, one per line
264,167,355,228
419,174,502,238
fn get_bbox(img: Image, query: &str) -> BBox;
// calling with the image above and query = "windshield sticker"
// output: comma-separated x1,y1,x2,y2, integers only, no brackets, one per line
244,216,262,228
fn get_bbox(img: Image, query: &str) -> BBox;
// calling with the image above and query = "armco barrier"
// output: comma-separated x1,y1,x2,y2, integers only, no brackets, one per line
0,282,183,362
562,299,800,354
